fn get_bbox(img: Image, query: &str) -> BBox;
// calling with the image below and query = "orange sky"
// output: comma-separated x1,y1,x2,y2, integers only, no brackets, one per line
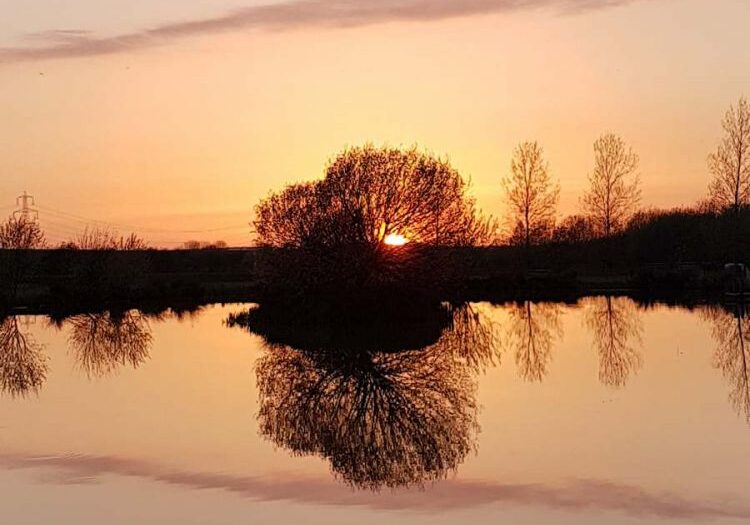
1,0,749,246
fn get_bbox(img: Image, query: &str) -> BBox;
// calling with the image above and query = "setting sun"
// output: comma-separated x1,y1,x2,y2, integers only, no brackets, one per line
383,233,409,246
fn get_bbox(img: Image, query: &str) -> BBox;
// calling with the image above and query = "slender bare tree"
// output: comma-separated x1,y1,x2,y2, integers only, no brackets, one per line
582,133,641,237
708,97,750,213
502,142,560,247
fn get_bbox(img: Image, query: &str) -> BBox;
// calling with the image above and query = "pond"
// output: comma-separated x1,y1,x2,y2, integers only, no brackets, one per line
1,298,749,524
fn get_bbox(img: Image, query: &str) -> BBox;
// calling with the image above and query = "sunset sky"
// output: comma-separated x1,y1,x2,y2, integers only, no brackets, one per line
1,0,749,246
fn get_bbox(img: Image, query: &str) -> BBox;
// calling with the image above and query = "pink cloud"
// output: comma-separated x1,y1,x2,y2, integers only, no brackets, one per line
1,451,748,519
0,0,639,62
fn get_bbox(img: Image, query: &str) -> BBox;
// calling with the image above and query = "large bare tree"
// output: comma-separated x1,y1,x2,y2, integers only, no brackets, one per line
582,133,641,237
708,97,750,213
502,141,559,247
253,145,496,293
255,145,495,249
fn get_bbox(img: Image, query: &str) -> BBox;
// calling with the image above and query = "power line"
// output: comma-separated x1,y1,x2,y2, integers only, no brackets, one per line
5,194,257,247
36,204,254,234
41,220,253,247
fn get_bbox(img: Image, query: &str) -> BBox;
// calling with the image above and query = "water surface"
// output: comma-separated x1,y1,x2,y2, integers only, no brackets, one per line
1,299,749,524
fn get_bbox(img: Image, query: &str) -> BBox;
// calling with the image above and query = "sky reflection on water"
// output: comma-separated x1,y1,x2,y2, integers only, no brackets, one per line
1,299,750,524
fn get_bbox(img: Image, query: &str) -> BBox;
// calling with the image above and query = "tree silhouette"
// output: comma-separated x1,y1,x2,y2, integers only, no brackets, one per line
702,304,750,423
582,134,641,238
584,297,643,387
505,302,562,382
66,310,152,378
231,303,496,489
0,215,45,249
0,316,48,397
502,142,559,248
708,97,750,214
253,145,495,294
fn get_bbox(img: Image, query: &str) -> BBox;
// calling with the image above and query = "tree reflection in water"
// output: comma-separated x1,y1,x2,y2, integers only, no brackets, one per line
584,297,644,388
66,311,153,378
702,303,750,423
505,302,562,382
0,316,48,397
229,302,497,489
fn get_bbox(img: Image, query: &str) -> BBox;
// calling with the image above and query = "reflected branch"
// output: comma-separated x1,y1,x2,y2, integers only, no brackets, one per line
66,310,152,378
584,297,644,388
703,303,750,423
231,302,495,489
505,302,562,382
0,316,48,397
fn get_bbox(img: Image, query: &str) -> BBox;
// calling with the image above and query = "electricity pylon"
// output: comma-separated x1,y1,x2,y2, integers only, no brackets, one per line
14,191,39,221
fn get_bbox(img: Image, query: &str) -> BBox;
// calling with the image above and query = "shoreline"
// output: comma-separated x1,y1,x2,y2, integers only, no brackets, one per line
0,247,739,316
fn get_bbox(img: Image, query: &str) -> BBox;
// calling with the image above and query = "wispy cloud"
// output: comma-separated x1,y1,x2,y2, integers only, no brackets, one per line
0,0,638,63
1,451,748,519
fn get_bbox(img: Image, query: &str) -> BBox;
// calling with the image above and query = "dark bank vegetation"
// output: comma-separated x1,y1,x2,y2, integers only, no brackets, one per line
2,207,750,311
487,205,750,297
0,215,256,312
3,206,750,312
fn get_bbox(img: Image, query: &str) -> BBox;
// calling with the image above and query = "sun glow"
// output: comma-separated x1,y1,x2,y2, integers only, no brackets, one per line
383,233,409,246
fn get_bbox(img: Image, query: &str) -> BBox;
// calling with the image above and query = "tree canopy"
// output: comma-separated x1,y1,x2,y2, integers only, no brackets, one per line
253,145,495,294
255,145,493,249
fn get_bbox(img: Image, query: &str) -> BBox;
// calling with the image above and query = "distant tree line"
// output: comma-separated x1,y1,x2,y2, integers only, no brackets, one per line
501,96,750,249
183,240,228,250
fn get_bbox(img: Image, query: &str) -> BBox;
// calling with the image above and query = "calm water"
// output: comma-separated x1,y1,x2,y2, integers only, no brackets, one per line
2,299,750,524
